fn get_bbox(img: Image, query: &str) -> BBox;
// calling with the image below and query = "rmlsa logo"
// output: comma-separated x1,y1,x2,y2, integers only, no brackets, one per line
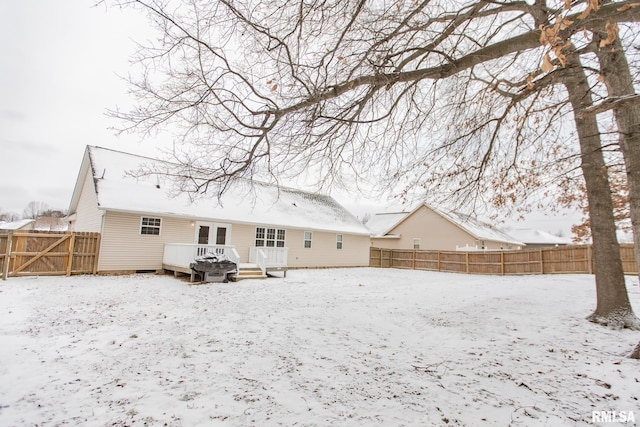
592,410,636,424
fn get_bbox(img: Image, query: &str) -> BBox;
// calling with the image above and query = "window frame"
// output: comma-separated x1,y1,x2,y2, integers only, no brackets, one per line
413,238,420,249
304,231,312,248
336,234,343,250
140,217,162,236
255,227,286,248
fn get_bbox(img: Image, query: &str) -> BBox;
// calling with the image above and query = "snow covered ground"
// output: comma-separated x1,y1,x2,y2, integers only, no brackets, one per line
0,268,639,426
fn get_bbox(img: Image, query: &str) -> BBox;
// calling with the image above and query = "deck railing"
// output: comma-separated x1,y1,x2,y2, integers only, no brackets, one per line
249,247,288,267
163,244,241,269
163,244,288,271
255,249,267,276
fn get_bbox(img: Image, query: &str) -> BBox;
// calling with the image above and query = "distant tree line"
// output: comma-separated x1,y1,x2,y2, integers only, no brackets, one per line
0,201,67,222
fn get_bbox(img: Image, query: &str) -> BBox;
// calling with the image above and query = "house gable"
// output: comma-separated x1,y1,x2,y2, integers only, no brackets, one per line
369,203,524,250
376,204,484,250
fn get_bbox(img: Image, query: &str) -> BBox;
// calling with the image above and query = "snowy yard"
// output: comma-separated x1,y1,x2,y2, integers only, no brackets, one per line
0,268,639,426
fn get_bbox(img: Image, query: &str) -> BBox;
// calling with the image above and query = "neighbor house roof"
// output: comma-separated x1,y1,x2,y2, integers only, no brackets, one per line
69,146,370,235
364,212,406,237
33,217,69,232
367,202,524,246
502,228,571,245
0,219,35,231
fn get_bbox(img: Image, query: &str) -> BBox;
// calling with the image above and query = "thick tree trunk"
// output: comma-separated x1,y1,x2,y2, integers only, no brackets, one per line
564,57,637,328
596,37,640,278
631,342,640,359
595,29,640,352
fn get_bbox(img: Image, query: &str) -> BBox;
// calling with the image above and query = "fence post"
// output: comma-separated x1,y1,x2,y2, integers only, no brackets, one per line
587,245,593,274
66,233,76,276
466,252,469,274
539,248,544,274
3,232,12,280
92,233,101,275
437,251,441,272
412,249,416,270
500,252,504,276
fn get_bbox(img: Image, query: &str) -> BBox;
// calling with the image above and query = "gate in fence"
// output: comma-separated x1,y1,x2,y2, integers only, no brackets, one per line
0,231,100,280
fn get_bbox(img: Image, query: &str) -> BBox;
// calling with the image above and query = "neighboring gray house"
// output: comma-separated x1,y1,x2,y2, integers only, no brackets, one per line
67,146,371,275
501,228,571,248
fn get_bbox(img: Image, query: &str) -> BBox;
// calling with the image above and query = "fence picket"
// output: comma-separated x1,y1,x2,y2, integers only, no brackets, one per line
0,231,100,279
370,245,637,276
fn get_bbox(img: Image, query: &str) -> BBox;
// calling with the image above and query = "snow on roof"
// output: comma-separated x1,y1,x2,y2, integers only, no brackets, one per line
368,202,524,246
0,219,35,231
365,212,408,236
85,146,370,235
33,217,69,232
437,210,524,246
503,228,571,245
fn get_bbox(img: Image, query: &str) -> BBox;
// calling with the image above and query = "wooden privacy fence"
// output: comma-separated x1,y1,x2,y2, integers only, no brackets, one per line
370,244,638,275
0,231,100,280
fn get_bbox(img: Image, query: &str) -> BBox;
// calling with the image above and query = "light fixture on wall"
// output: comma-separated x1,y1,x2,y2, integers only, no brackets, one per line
190,221,195,227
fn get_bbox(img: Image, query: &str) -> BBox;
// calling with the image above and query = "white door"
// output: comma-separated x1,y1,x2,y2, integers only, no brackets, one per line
194,221,231,246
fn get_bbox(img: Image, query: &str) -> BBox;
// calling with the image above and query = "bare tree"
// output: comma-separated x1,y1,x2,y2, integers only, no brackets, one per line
39,209,68,218
22,201,52,220
0,209,21,222
594,27,640,272
110,0,640,334
631,341,640,359
568,166,630,243
563,53,634,327
111,0,640,191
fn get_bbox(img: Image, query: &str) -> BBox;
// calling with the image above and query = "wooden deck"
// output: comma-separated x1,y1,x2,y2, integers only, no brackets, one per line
163,262,287,282
163,244,288,282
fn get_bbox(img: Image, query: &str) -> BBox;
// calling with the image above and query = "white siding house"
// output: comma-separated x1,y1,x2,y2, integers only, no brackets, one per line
67,146,371,275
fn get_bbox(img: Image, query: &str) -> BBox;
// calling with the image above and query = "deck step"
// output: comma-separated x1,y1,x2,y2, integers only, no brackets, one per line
232,275,267,281
232,264,267,281
233,275,268,281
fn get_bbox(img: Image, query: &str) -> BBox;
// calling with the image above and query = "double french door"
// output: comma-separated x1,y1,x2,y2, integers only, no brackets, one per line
194,221,231,256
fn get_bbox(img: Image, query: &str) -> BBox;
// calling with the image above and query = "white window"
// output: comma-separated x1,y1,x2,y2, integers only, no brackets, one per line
277,230,286,247
304,231,312,248
255,227,266,247
266,228,277,247
141,217,161,235
336,234,343,250
256,227,285,247
413,238,420,249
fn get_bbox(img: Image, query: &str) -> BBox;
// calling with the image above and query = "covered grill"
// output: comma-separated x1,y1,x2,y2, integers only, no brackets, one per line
189,253,237,283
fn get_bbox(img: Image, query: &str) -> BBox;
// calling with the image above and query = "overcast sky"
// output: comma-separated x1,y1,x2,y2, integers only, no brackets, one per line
1,1,155,213
0,1,580,235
